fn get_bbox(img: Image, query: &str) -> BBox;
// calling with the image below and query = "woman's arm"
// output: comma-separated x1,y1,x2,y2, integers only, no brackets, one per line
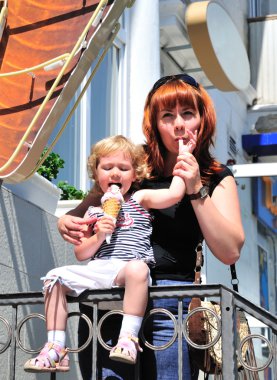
57,192,100,245
67,193,95,216
190,175,245,265
173,154,244,265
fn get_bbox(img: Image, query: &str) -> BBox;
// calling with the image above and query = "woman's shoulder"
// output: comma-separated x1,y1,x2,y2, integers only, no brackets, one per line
214,164,233,179
209,164,234,195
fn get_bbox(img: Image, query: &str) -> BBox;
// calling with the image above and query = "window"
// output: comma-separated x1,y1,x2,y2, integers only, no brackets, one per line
249,0,260,17
248,0,274,17
258,245,269,310
49,13,128,191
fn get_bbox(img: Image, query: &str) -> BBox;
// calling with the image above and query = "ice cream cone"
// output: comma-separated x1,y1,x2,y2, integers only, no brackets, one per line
102,198,121,218
101,184,124,243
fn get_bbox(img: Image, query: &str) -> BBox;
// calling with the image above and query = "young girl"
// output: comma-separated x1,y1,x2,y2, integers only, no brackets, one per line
24,134,196,373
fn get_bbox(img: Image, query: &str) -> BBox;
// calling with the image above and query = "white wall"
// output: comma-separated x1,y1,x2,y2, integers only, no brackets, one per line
0,185,82,379
128,0,160,143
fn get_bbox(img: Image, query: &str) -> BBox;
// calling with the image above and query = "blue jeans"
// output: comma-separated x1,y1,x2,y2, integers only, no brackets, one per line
78,280,198,380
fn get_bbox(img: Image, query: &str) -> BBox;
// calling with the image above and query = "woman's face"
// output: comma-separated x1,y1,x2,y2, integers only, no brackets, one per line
157,102,201,155
96,151,136,196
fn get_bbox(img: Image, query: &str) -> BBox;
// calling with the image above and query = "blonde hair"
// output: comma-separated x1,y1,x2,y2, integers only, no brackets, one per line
87,135,148,195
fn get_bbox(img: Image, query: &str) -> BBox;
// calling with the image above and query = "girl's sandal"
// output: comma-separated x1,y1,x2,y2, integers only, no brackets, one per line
109,335,143,365
24,342,70,373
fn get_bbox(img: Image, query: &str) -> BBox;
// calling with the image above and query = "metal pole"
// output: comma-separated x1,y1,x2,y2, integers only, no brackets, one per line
221,287,238,379
9,306,17,380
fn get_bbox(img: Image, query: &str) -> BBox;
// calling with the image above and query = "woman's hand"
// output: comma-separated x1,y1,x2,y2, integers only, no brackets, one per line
179,129,197,155
57,214,97,245
174,130,202,194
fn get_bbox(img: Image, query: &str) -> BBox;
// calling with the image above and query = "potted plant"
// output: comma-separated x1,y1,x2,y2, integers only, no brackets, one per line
37,149,87,216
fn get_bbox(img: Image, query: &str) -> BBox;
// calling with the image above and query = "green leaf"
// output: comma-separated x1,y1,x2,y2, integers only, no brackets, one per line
37,149,86,200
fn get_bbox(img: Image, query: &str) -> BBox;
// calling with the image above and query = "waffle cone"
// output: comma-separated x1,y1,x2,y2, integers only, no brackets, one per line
102,198,121,218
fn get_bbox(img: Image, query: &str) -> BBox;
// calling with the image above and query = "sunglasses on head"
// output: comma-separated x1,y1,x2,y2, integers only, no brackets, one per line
151,73,199,94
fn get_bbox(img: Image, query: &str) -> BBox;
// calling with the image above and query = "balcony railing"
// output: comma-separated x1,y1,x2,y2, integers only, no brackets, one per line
0,284,276,379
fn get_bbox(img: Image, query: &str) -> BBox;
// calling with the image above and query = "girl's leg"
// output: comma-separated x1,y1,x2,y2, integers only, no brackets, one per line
44,281,71,359
109,260,150,364
24,280,71,373
116,260,149,317
44,280,70,331
78,304,136,380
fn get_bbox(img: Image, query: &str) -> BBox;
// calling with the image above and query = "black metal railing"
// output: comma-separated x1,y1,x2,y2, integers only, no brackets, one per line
0,284,276,379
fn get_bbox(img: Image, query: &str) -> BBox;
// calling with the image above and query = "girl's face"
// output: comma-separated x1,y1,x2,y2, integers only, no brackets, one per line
95,151,136,196
157,102,201,155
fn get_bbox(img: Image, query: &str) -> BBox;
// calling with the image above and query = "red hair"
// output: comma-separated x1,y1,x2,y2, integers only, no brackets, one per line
142,80,221,184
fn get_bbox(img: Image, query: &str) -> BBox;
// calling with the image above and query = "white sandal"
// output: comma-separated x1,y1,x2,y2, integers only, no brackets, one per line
109,335,143,365
24,342,69,373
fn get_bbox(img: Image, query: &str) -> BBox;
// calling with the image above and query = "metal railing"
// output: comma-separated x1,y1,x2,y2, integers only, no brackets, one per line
0,284,276,379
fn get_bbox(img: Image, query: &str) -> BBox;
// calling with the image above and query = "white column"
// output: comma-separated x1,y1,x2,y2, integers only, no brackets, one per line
128,0,160,143
79,71,92,191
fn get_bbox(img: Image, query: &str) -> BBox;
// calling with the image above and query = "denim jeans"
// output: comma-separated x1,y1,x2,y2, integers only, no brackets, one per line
78,279,198,380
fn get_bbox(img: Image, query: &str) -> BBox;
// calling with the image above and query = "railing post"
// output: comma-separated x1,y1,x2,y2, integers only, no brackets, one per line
9,305,17,380
178,299,183,379
92,303,98,379
273,332,277,378
221,287,238,379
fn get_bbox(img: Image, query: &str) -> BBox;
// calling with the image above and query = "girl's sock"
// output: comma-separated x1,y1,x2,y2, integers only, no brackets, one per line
47,330,66,361
119,314,143,338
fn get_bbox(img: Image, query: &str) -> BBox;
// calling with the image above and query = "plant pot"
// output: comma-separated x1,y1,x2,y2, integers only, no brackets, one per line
4,173,61,214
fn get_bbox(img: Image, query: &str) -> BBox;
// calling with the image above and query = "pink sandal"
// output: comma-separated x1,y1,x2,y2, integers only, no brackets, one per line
109,335,143,365
24,342,69,373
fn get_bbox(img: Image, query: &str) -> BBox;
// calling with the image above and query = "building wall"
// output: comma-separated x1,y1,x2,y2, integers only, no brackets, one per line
0,184,82,379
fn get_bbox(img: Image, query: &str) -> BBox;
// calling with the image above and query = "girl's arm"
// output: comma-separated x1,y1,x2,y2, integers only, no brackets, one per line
134,136,196,210
74,213,115,261
133,175,186,210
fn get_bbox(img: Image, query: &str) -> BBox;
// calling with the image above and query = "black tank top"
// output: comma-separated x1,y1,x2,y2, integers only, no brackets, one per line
141,165,233,281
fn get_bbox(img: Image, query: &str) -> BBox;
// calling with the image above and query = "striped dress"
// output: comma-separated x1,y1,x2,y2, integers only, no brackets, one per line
88,196,156,267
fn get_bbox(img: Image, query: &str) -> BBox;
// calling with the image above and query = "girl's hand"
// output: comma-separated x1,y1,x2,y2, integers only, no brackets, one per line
95,215,115,240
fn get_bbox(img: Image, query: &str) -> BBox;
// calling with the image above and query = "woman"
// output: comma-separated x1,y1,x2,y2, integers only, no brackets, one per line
57,73,245,379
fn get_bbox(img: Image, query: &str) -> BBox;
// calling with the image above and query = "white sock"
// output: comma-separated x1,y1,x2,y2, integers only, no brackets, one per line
119,314,143,338
47,330,66,361
48,330,66,347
